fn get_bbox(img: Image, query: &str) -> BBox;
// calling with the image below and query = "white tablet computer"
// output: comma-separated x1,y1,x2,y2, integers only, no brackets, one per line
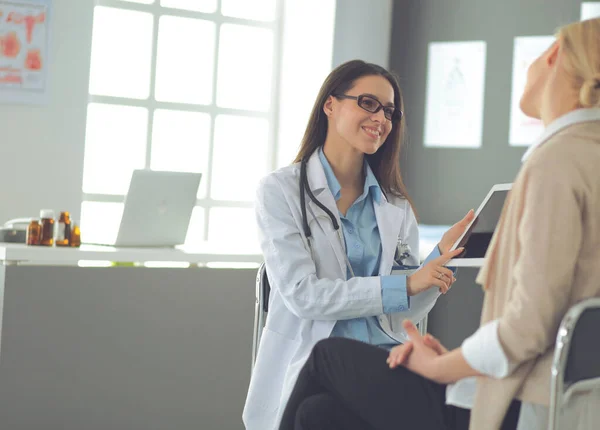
446,183,512,267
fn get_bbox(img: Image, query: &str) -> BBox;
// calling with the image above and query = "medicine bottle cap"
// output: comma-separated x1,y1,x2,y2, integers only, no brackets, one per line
40,209,55,219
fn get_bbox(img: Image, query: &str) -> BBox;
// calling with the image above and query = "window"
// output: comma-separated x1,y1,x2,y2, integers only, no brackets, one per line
276,0,335,167
82,0,283,252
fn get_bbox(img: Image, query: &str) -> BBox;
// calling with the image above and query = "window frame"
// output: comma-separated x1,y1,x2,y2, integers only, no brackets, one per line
83,0,284,249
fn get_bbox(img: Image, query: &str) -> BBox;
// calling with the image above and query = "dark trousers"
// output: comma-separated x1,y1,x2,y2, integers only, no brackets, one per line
279,337,521,430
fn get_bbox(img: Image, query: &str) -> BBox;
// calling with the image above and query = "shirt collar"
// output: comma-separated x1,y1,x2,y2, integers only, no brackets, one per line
318,148,383,204
521,108,600,163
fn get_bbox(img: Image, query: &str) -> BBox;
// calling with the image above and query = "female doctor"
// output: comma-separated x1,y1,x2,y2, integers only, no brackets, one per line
242,60,473,430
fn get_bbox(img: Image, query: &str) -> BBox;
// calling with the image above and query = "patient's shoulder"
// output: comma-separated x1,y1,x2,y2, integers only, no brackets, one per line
527,125,600,176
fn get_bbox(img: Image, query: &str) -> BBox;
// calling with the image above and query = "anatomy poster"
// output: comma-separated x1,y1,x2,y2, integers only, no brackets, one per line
508,36,554,146
0,0,50,104
581,2,600,20
424,41,486,148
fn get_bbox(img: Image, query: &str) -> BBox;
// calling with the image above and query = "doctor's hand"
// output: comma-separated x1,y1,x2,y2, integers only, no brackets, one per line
406,248,463,296
438,209,475,254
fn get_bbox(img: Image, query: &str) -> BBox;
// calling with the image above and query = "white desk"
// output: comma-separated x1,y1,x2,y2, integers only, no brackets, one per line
0,243,262,266
0,244,259,430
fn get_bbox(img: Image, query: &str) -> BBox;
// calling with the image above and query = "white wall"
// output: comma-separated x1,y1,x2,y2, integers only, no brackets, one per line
332,0,393,68
275,0,336,167
0,0,393,227
275,0,394,166
0,0,93,225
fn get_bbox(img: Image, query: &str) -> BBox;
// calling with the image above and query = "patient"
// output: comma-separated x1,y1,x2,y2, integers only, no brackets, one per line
278,17,600,430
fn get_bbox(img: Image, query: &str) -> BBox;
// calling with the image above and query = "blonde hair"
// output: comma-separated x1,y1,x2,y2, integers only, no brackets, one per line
557,18,600,108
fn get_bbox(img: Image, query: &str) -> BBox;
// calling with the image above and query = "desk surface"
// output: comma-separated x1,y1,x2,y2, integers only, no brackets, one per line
0,243,262,265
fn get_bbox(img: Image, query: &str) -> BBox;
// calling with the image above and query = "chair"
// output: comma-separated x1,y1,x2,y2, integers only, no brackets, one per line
548,297,600,429
251,262,270,369
251,263,428,368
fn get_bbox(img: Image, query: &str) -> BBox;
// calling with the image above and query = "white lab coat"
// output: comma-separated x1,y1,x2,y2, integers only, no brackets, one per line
242,151,441,430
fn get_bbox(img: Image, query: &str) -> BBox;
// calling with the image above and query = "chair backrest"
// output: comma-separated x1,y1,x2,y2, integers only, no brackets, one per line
564,306,600,386
260,263,271,313
548,297,600,429
252,263,271,369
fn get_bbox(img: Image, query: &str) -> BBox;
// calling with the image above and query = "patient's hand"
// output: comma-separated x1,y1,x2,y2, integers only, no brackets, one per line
387,342,414,368
387,325,448,369
387,320,449,383
422,333,448,355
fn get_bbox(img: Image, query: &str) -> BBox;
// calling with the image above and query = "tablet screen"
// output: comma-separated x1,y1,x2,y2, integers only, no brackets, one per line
454,190,509,258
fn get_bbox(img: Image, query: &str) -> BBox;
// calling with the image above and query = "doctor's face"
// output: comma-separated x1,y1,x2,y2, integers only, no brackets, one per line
327,75,395,155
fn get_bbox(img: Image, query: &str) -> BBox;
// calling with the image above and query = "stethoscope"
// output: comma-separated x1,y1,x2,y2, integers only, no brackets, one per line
299,156,412,269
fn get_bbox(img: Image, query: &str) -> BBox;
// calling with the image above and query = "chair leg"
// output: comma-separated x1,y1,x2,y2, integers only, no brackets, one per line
251,303,260,370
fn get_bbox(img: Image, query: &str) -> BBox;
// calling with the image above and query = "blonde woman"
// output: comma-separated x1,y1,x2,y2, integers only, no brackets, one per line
278,18,600,430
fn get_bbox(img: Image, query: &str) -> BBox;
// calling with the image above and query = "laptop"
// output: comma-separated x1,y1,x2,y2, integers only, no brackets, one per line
446,183,512,267
92,170,202,248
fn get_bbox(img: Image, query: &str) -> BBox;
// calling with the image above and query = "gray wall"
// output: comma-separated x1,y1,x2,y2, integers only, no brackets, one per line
389,0,581,225
426,268,485,349
333,0,393,68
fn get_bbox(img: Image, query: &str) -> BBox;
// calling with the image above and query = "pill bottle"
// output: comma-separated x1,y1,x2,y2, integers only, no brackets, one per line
55,211,71,247
26,219,42,245
70,220,81,248
39,209,55,246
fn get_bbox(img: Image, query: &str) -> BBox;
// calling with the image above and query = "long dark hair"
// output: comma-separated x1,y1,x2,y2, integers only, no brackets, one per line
293,59,415,212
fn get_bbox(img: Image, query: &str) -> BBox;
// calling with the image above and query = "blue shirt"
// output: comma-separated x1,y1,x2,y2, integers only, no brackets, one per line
318,149,411,349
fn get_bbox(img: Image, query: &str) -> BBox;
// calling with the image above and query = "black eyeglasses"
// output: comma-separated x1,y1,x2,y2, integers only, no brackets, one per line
333,93,402,122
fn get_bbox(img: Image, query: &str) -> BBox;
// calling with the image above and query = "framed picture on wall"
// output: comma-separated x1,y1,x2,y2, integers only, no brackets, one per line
581,2,600,20
0,0,51,105
423,41,487,148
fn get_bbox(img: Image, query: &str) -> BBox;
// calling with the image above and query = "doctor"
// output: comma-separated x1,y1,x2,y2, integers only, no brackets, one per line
243,60,473,430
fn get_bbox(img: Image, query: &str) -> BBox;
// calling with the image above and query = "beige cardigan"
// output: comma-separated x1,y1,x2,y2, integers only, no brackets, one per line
469,120,600,429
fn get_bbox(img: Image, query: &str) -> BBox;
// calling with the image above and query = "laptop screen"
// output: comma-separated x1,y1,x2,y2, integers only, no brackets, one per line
454,190,509,259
